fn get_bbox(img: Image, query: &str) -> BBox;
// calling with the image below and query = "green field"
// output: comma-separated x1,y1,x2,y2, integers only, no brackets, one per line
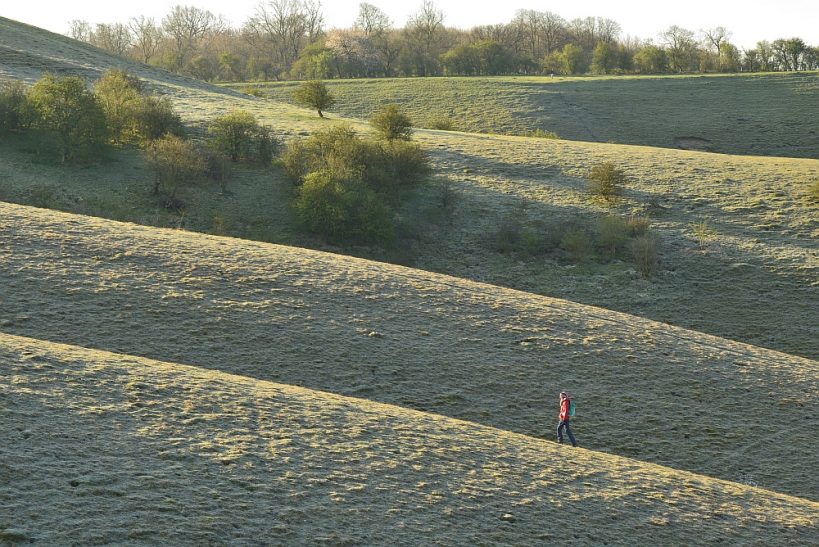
228,73,819,158
1,15,818,543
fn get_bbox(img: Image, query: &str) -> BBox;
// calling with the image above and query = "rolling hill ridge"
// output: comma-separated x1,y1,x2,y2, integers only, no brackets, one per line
2,332,817,544
2,202,816,501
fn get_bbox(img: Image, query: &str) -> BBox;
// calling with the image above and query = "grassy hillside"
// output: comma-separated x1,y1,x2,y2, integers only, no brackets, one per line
229,73,819,158
1,126,815,359
2,203,817,502
2,17,817,360
2,332,818,544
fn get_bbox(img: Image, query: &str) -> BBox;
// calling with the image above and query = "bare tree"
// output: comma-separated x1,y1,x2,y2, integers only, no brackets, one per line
661,25,697,72
129,16,164,63
595,18,622,44
354,2,391,36
325,29,378,77
67,19,92,42
703,26,731,54
512,10,540,59
701,26,731,70
162,5,222,69
303,0,324,43
405,0,446,75
244,0,319,70
90,23,133,56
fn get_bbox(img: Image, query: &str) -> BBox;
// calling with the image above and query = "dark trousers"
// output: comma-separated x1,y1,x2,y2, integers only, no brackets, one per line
557,419,577,447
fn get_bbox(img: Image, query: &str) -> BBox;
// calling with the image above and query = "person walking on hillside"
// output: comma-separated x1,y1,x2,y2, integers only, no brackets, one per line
557,392,578,447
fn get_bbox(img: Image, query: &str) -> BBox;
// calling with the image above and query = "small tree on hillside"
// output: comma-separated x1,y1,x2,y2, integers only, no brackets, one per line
207,110,259,161
293,80,335,118
370,104,413,141
587,161,626,202
94,69,142,144
146,134,206,202
27,73,108,163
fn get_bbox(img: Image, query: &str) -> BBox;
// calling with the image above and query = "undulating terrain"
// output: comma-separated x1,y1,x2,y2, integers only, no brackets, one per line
1,15,818,544
3,333,817,544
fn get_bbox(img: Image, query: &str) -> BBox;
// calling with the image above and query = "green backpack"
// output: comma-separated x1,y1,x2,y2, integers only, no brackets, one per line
568,400,576,417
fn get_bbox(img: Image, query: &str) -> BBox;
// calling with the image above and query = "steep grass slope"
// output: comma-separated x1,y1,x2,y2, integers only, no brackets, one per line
2,333,818,545
1,203,816,501
232,73,819,158
0,16,301,129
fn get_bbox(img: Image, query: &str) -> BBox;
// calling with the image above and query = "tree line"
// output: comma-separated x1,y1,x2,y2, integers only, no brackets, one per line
67,1,819,80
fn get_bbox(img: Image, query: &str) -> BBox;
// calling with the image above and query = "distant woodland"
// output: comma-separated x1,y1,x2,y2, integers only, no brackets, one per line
67,1,819,81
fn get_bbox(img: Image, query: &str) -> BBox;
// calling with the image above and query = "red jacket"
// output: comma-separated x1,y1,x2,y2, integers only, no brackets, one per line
559,398,571,421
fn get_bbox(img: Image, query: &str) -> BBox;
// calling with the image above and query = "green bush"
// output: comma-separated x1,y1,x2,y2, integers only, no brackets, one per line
207,110,259,162
146,134,206,202
27,73,109,163
254,125,278,165
283,125,429,245
282,126,427,193
561,227,595,261
94,69,142,144
280,138,314,181
294,169,394,244
133,95,184,142
631,234,658,278
370,104,413,141
596,215,630,256
292,80,335,118
382,140,429,186
588,161,626,201
0,80,29,134
426,115,455,131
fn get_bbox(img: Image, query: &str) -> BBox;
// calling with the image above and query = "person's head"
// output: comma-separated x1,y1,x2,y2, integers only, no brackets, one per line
560,391,567,400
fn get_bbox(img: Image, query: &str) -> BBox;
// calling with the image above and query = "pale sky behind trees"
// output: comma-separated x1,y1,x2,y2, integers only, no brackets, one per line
3,0,817,49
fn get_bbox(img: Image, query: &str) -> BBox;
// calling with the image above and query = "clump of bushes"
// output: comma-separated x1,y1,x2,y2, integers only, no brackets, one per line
282,125,429,243
1,71,183,164
207,109,277,164
587,161,626,201
26,73,109,163
370,104,413,141
294,170,395,243
488,212,659,275
94,69,184,145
